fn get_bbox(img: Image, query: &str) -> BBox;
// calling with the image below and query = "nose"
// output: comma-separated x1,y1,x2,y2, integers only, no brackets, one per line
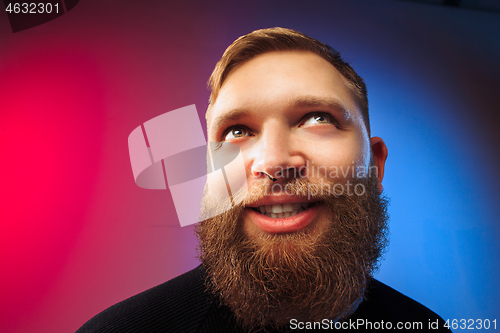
249,123,306,182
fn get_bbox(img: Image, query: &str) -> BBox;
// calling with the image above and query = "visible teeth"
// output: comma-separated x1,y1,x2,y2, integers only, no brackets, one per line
272,205,283,213
282,203,293,212
264,208,305,218
255,203,313,218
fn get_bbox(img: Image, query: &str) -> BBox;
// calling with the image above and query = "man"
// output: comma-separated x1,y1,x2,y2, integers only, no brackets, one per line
77,28,451,332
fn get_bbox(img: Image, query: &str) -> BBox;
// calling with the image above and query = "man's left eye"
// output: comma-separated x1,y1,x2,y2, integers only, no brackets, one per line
301,113,334,127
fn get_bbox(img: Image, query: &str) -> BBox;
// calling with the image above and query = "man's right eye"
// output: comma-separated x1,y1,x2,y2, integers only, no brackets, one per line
224,126,249,140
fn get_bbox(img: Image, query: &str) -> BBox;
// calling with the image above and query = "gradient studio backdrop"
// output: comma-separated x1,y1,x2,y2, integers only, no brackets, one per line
1,1,499,332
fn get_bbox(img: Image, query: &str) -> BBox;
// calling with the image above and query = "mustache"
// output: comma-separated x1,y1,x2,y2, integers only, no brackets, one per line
201,176,373,223
239,177,352,206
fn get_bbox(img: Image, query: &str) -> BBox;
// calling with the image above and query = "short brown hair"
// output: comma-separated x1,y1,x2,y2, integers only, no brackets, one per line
207,27,370,135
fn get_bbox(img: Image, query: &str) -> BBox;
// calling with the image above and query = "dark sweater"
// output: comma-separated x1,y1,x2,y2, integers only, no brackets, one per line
76,265,451,332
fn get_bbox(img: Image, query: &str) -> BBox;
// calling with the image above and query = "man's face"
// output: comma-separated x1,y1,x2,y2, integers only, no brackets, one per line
199,50,389,330
208,51,380,240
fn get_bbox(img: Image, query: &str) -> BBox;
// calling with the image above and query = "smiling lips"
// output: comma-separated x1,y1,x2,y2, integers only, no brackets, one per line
246,198,321,233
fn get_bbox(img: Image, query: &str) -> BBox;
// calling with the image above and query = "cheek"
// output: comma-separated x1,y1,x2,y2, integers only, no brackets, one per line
205,142,248,212
302,138,369,182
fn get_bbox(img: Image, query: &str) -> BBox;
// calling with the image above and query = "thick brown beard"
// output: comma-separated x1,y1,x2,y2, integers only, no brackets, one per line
195,174,389,331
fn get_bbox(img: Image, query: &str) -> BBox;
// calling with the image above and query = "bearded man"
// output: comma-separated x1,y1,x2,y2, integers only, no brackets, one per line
77,28,451,332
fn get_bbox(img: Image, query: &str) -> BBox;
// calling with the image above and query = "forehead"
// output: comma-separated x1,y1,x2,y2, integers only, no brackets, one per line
207,51,362,135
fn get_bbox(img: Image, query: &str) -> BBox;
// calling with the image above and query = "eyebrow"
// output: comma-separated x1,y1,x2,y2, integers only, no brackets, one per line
211,96,352,135
211,109,251,135
291,96,351,120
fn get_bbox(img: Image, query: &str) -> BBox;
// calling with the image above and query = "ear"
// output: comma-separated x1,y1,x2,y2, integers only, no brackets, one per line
370,137,388,192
